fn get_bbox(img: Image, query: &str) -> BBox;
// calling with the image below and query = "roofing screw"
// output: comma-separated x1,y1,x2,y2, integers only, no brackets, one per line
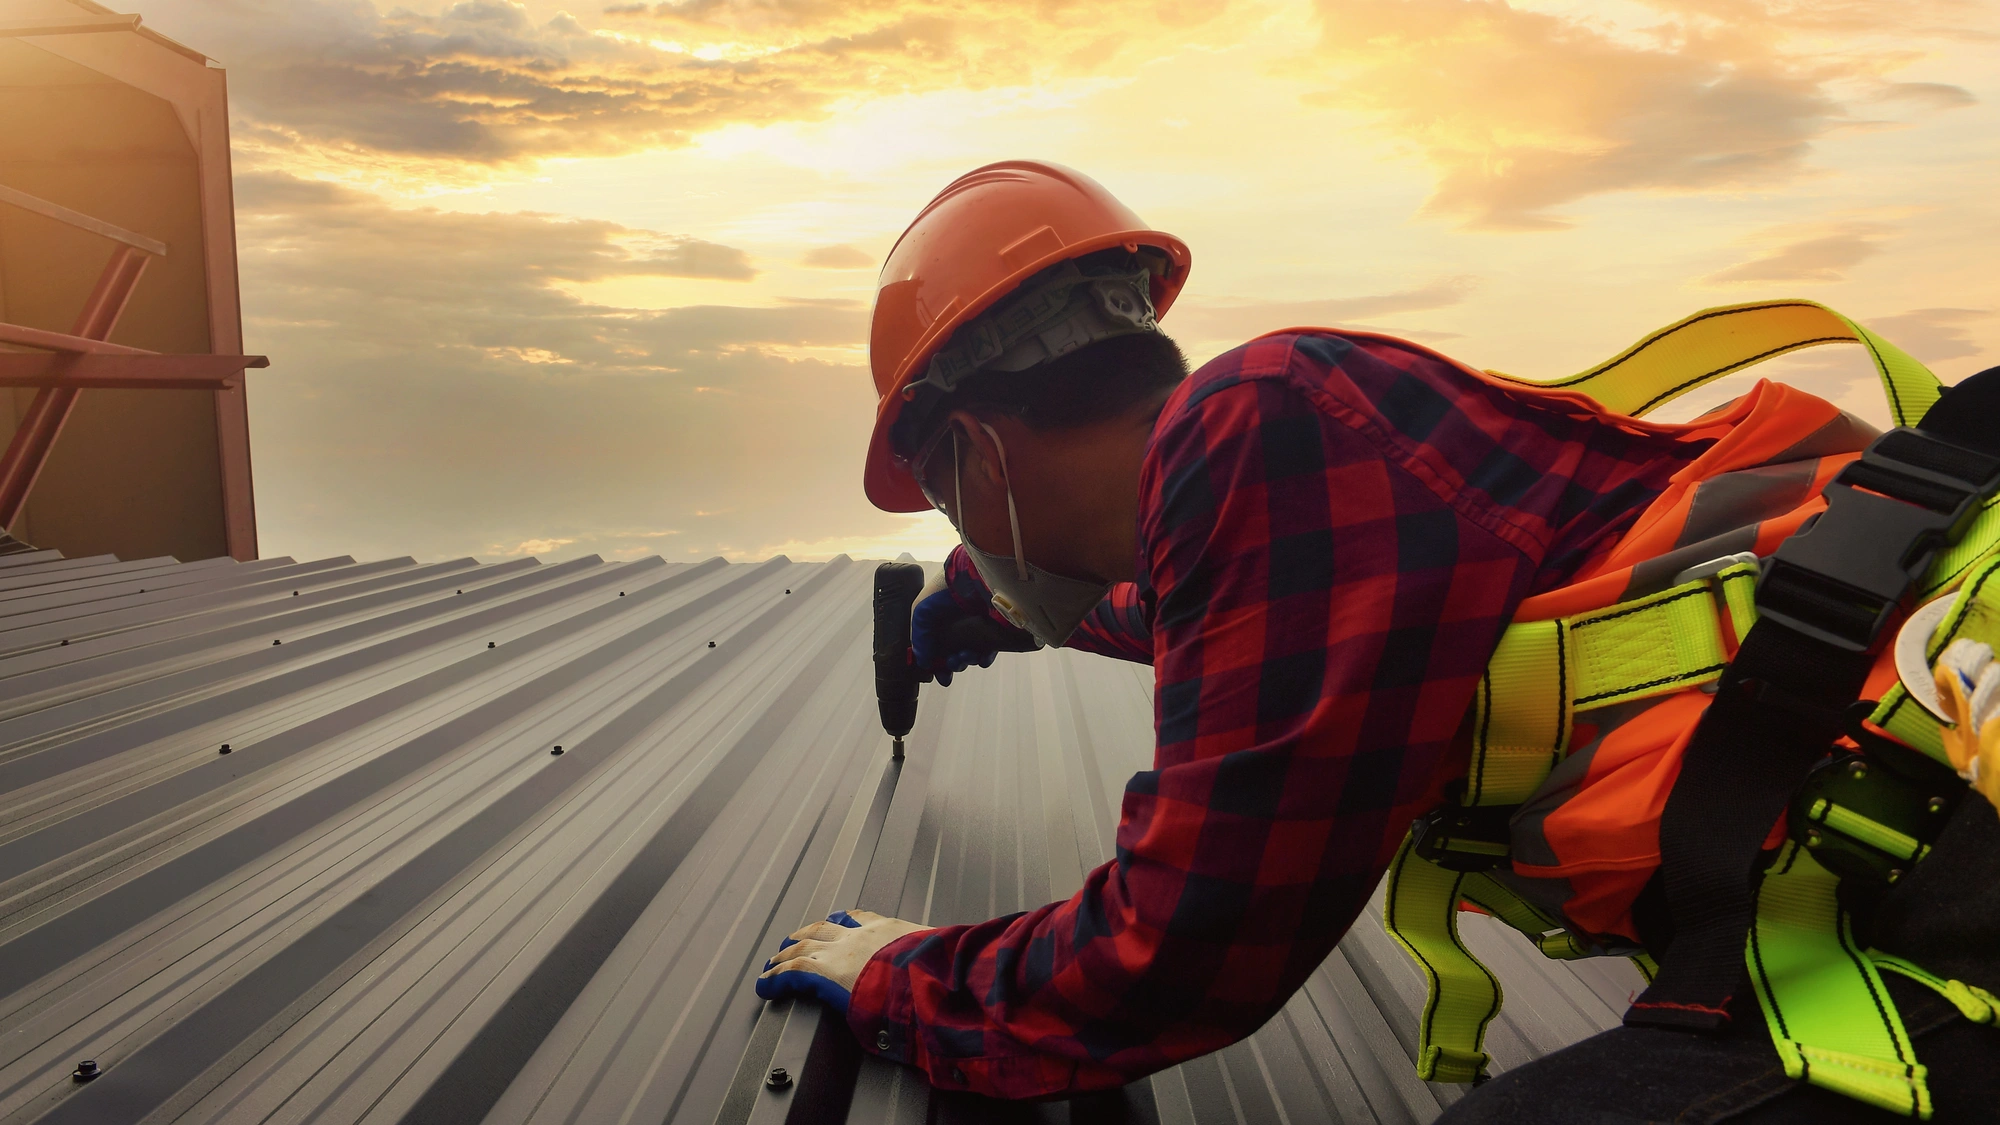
875,1031,890,1051
1805,829,1822,848
292,591,299,596
708,641,716,648
765,1067,792,1090
619,592,625,597
272,639,282,646
456,589,462,594
785,589,791,595
1928,796,1947,814
551,746,564,756
72,1060,99,1083
488,642,496,649
60,639,68,646
219,744,232,755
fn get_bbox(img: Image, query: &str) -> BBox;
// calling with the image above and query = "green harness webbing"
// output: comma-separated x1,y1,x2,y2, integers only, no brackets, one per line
1749,842,1927,1116
1382,301,1998,1103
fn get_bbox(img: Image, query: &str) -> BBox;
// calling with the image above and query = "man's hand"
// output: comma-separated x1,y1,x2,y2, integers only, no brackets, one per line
755,909,931,1014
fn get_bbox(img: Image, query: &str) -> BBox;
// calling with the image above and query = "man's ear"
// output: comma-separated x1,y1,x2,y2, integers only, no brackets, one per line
946,409,1008,489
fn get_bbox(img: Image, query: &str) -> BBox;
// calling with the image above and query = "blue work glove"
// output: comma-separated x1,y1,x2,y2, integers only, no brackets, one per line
755,909,930,1014
911,589,998,686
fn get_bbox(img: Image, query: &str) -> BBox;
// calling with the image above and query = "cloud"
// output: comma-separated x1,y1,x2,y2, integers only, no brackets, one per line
1166,277,1474,344
235,173,836,369
1703,220,1889,285
1863,307,1991,364
1871,82,1978,110
138,0,1245,170
233,174,923,565
800,244,875,269
1305,0,1981,230
496,536,578,555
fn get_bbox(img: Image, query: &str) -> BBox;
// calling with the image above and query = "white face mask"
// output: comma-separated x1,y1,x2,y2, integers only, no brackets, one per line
951,423,1113,649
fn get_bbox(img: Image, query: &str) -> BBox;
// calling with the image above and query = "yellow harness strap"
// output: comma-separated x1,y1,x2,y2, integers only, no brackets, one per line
1747,842,1930,1117
1468,562,1761,807
1382,834,1502,1083
1484,299,1941,426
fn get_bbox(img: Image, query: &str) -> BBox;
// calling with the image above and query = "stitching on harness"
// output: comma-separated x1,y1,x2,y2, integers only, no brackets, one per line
1571,584,1710,630
1575,664,1728,707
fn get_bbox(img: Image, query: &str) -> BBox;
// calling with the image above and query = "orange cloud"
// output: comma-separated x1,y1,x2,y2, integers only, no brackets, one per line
800,244,875,269
1703,220,1891,285
1306,0,1983,230
142,0,1245,169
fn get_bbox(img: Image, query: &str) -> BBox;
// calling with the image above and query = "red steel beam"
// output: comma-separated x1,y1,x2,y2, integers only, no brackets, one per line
0,245,150,530
0,321,154,356
0,352,268,389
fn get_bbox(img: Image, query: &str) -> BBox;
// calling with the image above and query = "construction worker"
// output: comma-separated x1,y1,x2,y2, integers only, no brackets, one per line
757,161,2000,1121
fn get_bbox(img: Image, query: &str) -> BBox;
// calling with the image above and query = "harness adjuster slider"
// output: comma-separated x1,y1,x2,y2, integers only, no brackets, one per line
1411,803,1515,872
1756,428,2000,653
1788,745,1960,891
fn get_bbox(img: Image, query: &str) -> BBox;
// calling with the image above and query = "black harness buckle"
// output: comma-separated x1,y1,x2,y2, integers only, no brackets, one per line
1411,802,1515,872
1757,428,2000,652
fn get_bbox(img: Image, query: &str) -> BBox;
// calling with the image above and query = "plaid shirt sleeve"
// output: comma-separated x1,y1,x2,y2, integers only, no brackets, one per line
845,331,1698,1098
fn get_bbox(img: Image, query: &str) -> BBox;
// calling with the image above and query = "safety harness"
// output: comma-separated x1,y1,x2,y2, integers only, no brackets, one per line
1382,300,2000,1116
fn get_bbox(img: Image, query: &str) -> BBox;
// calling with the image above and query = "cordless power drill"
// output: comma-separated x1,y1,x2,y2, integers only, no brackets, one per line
872,560,1018,759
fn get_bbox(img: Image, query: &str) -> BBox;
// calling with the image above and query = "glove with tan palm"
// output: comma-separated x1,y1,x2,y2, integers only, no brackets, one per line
754,909,931,1014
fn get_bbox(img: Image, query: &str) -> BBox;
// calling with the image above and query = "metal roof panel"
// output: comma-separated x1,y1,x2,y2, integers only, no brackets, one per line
0,551,1636,1124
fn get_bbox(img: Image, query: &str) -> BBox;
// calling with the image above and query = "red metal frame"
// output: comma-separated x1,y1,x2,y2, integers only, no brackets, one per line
0,193,266,534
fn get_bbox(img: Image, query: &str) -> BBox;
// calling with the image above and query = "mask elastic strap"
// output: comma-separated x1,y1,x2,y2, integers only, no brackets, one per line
978,422,1031,583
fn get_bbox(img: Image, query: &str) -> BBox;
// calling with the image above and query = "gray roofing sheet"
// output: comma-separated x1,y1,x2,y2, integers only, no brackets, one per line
0,547,1643,1124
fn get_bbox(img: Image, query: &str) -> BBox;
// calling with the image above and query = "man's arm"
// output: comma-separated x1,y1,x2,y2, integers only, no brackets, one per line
843,364,1535,1098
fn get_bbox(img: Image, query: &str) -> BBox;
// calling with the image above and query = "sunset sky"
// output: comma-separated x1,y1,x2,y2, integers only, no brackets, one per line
141,0,2000,567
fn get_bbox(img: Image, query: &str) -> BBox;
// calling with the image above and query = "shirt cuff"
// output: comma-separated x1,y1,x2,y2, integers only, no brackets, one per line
844,928,928,1066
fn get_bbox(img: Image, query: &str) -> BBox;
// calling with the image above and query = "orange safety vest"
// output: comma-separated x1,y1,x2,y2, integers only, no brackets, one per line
1493,376,1872,945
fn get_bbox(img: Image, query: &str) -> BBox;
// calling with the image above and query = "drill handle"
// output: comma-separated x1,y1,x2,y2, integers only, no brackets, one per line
873,561,927,744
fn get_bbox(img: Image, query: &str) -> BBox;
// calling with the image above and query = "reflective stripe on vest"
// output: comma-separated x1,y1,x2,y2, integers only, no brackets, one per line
1381,301,1999,1102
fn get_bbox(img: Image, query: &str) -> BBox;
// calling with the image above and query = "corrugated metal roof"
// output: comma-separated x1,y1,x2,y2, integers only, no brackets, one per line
0,546,1643,1124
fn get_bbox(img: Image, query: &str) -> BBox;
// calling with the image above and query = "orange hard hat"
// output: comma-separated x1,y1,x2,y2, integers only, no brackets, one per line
863,161,1191,512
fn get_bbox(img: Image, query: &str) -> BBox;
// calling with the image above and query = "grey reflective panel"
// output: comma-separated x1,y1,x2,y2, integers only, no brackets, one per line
0,549,1640,1124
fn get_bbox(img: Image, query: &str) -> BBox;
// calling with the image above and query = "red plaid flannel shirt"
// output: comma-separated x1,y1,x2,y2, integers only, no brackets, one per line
846,330,1714,1097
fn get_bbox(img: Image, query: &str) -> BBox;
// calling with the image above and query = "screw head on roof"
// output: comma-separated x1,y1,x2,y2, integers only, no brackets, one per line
785,589,791,595
219,744,232,755
766,1067,792,1090
272,639,282,646
293,591,299,596
551,746,564,756
619,591,625,596
60,640,68,646
708,641,716,648
488,641,496,649
457,589,462,594
72,1060,99,1083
